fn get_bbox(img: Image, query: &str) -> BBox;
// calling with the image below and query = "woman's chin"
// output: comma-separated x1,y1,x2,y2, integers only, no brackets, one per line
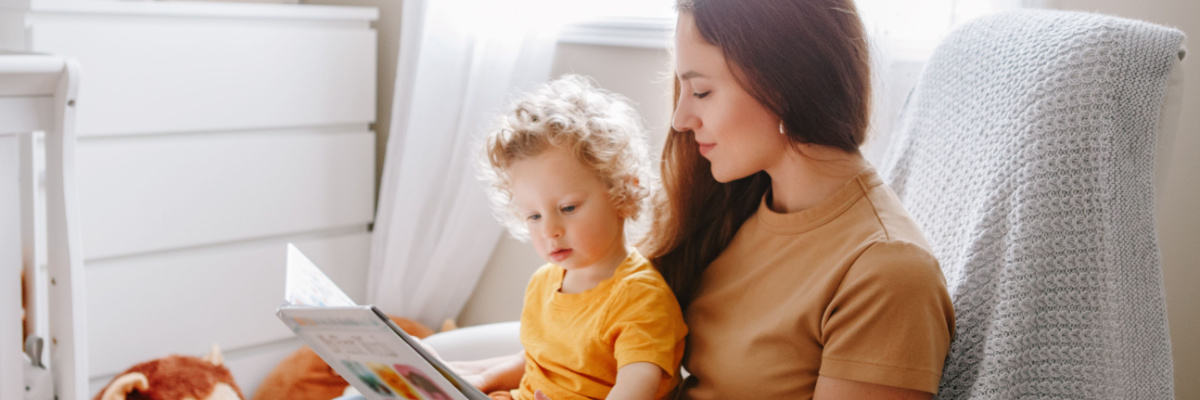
709,165,752,184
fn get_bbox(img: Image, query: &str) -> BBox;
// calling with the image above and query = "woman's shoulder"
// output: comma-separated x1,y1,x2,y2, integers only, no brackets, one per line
856,173,935,251
846,239,945,292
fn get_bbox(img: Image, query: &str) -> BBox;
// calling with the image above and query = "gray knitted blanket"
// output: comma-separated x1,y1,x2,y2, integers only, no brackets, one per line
878,10,1182,399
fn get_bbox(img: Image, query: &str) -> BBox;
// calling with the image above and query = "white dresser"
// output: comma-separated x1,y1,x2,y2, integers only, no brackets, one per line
0,0,378,397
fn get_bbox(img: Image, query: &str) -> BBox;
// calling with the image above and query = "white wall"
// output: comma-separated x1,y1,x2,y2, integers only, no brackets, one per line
1041,2,1200,398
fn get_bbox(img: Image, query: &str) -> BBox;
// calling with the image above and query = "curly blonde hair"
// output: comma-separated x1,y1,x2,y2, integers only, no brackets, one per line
480,74,652,241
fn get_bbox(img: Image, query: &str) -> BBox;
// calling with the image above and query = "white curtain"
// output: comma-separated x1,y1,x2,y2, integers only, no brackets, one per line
859,0,1042,164
368,0,564,328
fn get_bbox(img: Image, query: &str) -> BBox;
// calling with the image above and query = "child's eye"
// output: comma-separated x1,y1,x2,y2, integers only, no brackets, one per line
561,205,577,213
527,213,541,221
692,91,710,99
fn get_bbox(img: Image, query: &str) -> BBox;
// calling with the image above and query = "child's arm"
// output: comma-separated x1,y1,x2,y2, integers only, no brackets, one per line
605,362,663,400
447,351,525,393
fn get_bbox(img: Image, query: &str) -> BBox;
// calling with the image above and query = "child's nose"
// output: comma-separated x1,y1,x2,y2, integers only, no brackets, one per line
542,218,564,238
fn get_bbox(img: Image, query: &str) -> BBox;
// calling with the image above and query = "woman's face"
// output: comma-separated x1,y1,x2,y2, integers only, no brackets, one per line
672,13,790,183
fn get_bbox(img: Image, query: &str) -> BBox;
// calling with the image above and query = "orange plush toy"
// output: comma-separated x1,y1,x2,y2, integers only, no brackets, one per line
93,345,244,400
252,316,452,400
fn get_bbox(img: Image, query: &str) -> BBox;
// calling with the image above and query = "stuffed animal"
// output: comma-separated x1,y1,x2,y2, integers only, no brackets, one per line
252,316,453,400
93,345,244,400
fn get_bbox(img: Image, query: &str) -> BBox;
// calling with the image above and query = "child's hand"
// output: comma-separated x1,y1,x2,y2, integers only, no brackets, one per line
446,361,489,391
444,352,526,393
461,373,487,391
410,337,443,360
446,360,488,376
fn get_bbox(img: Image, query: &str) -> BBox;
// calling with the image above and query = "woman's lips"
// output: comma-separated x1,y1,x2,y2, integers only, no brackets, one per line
550,248,573,262
698,143,715,156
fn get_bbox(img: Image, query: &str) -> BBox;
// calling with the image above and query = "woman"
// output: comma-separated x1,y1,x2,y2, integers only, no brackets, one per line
638,0,955,399
411,1,953,399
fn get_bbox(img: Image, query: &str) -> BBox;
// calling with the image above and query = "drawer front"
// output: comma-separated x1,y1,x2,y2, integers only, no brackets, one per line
77,128,375,260
31,17,376,136
85,231,370,377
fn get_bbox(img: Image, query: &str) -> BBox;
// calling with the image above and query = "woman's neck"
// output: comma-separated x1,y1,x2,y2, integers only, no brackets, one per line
765,145,868,214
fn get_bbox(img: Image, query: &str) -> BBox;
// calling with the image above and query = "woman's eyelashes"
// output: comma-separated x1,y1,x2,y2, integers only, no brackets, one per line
692,91,711,99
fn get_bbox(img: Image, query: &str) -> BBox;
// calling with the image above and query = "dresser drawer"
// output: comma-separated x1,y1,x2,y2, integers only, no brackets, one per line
27,7,376,136
84,230,370,377
77,127,375,260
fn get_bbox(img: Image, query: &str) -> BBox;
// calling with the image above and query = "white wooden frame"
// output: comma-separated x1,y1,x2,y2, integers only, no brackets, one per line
0,51,87,400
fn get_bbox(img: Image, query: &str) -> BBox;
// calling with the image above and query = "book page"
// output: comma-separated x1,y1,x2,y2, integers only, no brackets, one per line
284,243,357,307
277,245,490,399
279,307,472,400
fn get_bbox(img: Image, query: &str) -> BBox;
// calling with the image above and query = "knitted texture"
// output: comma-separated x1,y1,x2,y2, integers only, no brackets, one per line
878,10,1181,400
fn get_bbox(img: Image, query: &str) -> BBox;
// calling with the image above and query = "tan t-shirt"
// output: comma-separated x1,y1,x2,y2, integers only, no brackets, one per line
680,169,955,399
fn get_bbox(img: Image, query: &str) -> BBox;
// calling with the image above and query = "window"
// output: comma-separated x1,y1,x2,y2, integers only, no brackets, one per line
558,0,676,48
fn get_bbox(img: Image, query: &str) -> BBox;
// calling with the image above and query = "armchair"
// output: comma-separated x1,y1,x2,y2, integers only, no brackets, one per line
878,10,1184,400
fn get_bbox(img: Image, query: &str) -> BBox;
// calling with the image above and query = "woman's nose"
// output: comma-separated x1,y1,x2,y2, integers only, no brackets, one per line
673,96,699,133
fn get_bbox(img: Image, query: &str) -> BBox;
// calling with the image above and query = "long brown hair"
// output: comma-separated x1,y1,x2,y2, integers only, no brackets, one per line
642,0,872,311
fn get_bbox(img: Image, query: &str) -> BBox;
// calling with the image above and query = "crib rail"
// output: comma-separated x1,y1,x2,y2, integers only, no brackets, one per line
1,51,87,400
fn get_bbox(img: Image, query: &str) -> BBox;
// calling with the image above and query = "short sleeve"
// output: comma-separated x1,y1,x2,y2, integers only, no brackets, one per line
820,240,955,394
605,277,689,377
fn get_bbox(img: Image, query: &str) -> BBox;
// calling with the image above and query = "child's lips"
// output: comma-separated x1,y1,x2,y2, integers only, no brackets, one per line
549,248,573,262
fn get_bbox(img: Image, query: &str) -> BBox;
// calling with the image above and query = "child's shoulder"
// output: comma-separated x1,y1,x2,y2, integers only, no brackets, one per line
613,256,674,298
605,258,685,324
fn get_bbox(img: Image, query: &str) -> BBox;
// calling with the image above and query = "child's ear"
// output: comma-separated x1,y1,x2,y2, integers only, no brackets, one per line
620,176,642,219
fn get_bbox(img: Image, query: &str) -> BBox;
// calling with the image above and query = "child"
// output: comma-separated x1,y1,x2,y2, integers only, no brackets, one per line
456,75,687,400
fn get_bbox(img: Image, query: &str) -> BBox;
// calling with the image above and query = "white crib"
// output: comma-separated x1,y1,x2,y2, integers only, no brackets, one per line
1,51,87,400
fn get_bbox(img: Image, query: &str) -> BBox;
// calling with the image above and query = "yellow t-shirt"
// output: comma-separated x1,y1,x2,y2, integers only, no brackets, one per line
681,168,955,399
513,250,688,400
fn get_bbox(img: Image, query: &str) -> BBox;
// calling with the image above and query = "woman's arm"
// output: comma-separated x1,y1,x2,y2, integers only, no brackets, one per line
813,376,931,400
447,351,525,393
604,362,663,400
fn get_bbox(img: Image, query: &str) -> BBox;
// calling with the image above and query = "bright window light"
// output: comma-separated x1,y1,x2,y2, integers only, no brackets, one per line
567,0,676,21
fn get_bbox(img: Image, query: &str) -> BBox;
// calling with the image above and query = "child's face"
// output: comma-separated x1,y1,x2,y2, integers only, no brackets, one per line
508,145,627,273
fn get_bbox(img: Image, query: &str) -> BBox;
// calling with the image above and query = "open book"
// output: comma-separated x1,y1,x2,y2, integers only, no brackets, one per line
276,244,490,400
